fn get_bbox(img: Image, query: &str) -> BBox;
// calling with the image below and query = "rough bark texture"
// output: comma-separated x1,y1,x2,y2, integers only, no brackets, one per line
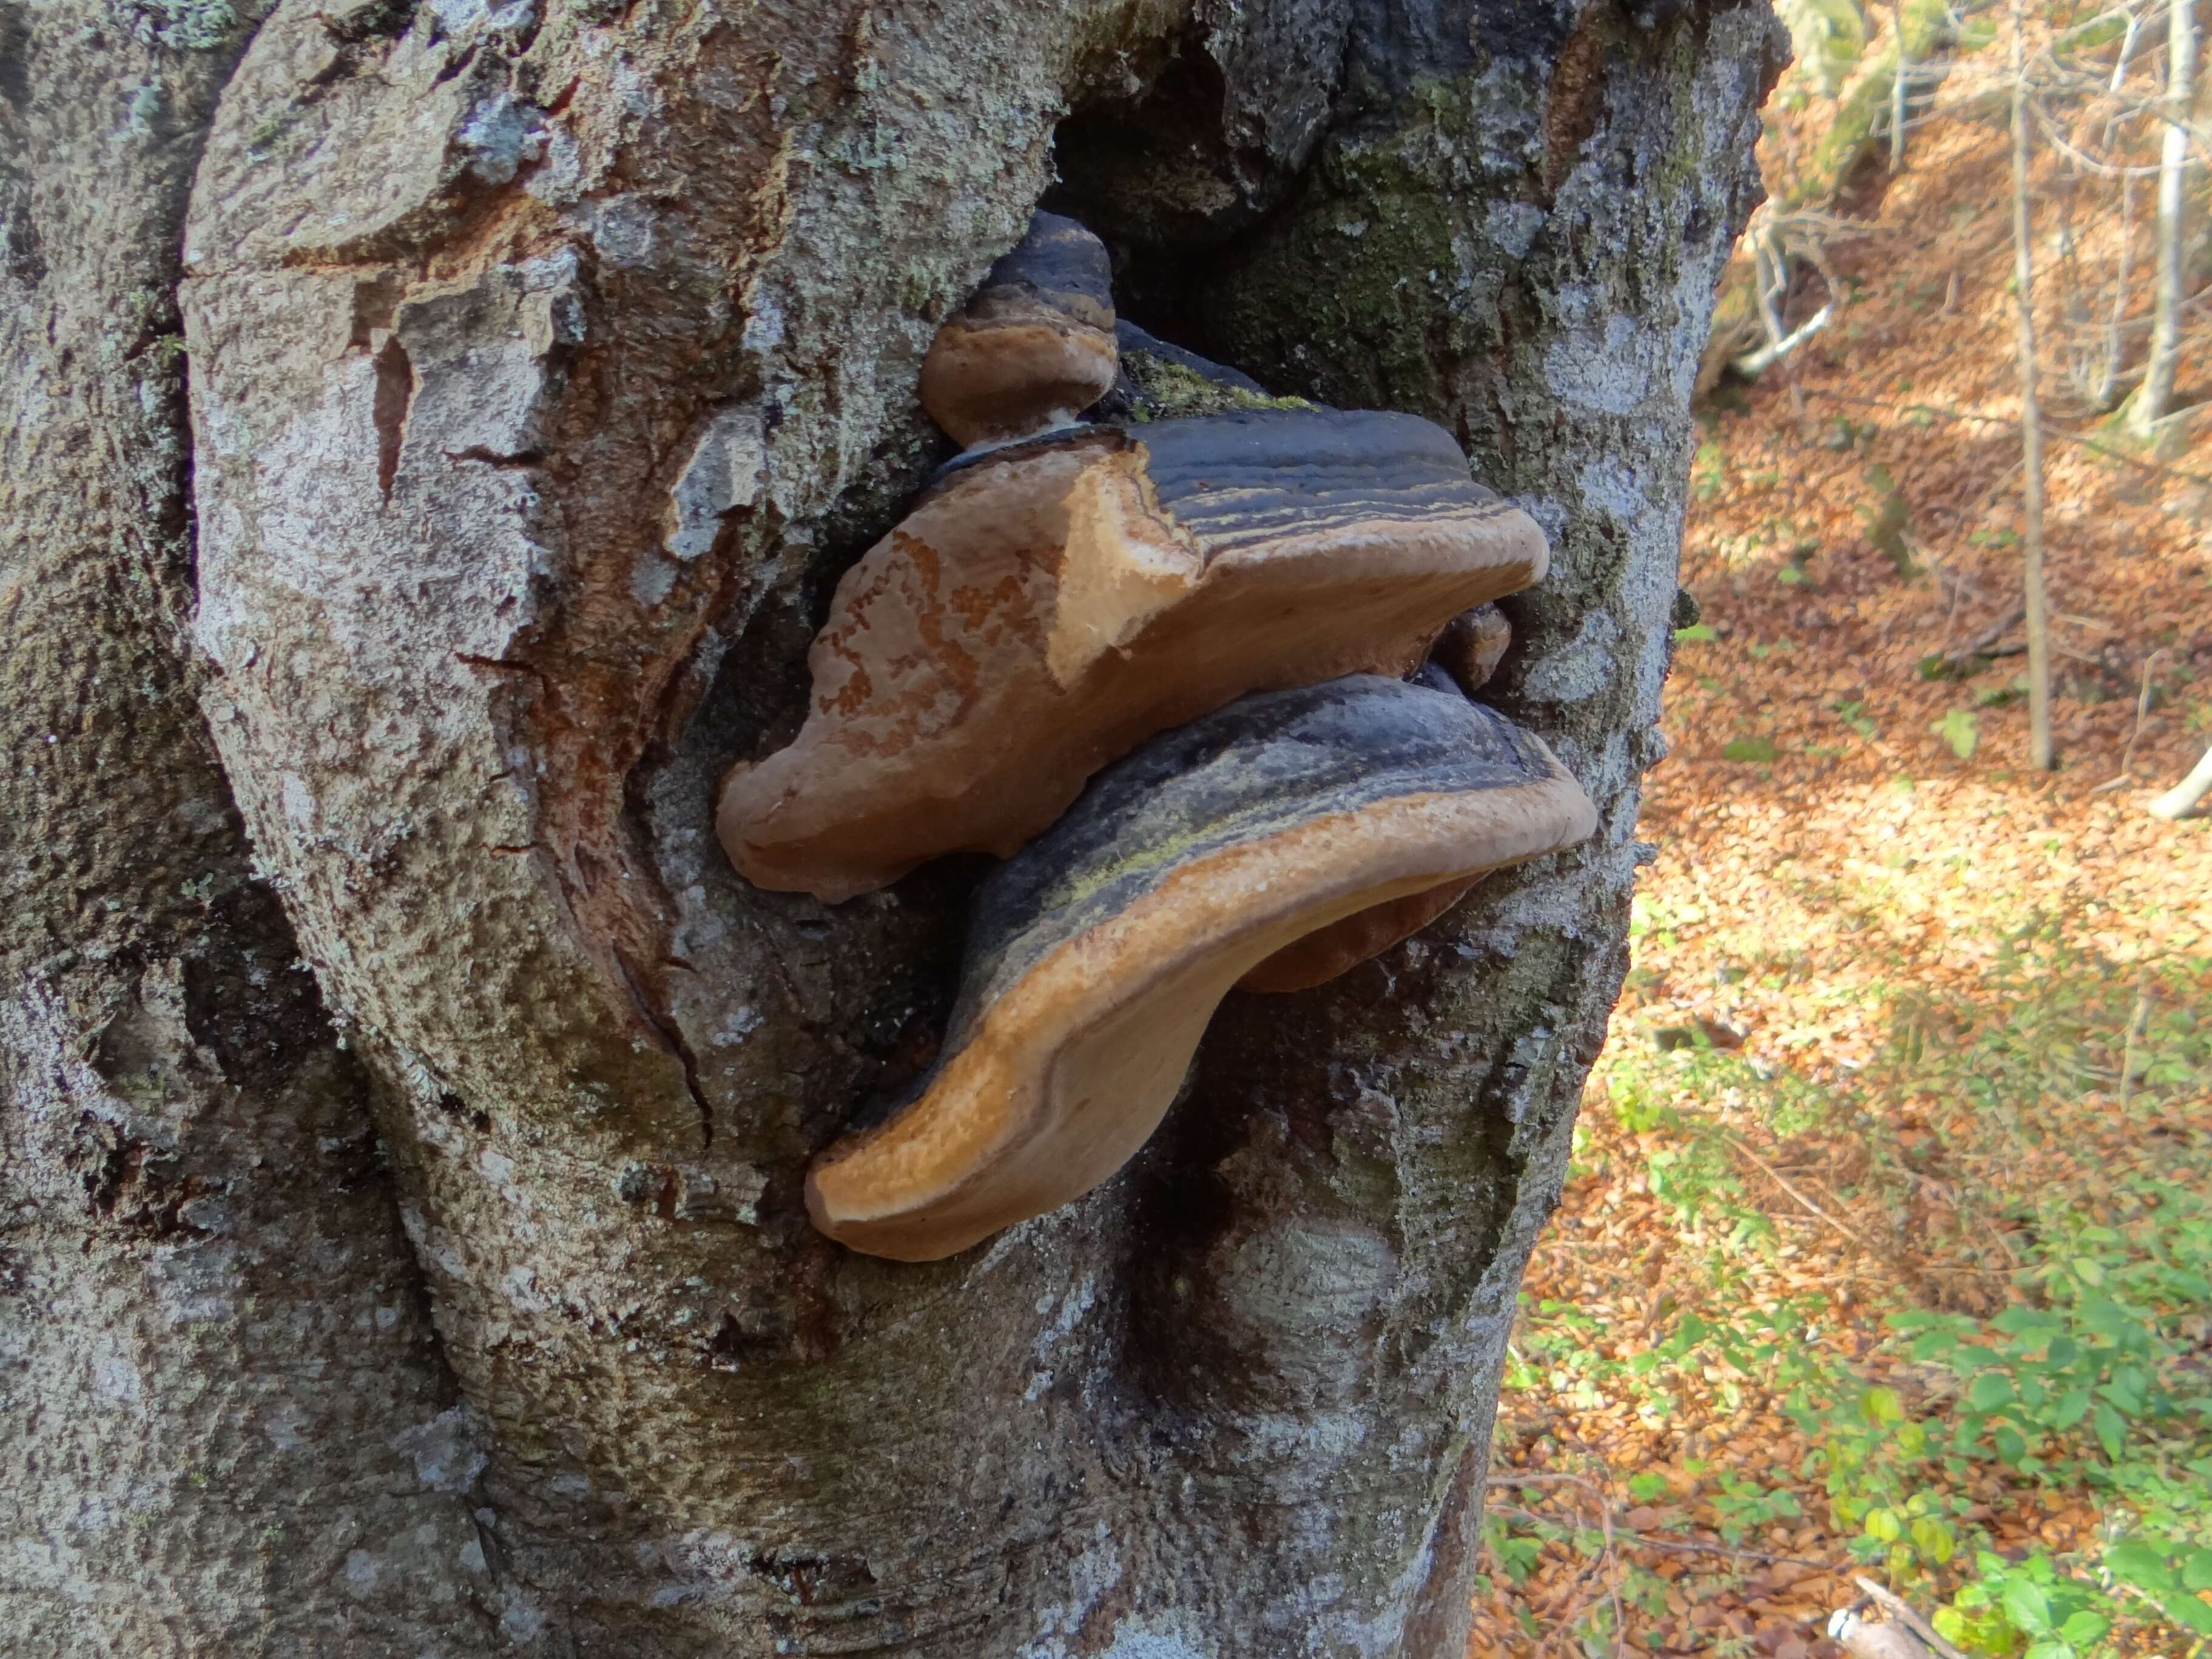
0,1,491,1653
2,0,1783,1653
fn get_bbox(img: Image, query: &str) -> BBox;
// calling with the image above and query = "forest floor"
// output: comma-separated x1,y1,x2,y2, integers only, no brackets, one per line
1466,39,2212,1659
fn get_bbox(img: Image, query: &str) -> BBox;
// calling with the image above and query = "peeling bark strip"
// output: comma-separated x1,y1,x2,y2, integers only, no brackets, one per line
4,0,1780,1652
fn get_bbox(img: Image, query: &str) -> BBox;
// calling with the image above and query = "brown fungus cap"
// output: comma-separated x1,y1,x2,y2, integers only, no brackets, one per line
717,408,1550,902
804,675,1597,1262
1430,601,1514,695
919,211,1119,447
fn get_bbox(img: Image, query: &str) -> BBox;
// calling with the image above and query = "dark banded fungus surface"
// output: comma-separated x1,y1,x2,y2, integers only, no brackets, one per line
1112,319,1268,393
917,210,1119,448
717,409,1549,902
804,676,1597,1262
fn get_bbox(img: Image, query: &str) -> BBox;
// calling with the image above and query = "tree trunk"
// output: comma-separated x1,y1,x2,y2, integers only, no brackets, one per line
1789,0,1950,209
1890,0,1910,174
2150,742,2212,818
1,5,492,1654
2,1,1784,1653
2011,0,2057,774
2131,0,2197,442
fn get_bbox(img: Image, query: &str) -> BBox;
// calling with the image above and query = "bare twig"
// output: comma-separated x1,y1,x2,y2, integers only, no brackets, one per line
2012,0,2056,772
1485,1507,1843,1573
1733,303,1835,377
1890,0,1910,174
2091,649,2164,791
1795,387,2212,486
2117,984,2153,1111
1490,1472,1610,1492
1488,1472,1625,1656
1943,604,2028,668
1723,1133,1874,1248
1854,1575,1972,1659
2032,103,2169,178
2106,4,2142,94
2107,169,2136,405
2131,0,2199,441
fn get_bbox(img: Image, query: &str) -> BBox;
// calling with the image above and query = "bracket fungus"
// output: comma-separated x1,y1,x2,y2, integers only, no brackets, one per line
804,675,1597,1262
917,211,1119,448
1430,601,1514,697
715,208,1592,1259
717,408,1549,900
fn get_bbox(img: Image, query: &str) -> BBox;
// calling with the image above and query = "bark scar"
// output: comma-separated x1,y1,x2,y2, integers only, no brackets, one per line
373,335,413,505
612,945,715,1150
1544,7,1610,194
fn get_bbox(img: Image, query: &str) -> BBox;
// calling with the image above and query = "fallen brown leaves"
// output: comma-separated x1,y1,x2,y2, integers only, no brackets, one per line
1466,30,2212,1655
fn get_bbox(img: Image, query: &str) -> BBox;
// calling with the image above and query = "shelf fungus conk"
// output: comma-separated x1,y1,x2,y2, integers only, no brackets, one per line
918,211,1120,448
717,409,1549,901
1430,601,1514,697
804,675,1598,1261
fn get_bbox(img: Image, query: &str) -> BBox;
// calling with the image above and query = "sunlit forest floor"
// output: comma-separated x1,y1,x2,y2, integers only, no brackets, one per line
1466,38,2212,1659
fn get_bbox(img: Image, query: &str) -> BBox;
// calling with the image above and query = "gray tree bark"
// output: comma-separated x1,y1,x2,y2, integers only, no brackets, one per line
2150,740,2212,817
1,1,1783,1654
2011,0,2056,773
2130,0,2196,441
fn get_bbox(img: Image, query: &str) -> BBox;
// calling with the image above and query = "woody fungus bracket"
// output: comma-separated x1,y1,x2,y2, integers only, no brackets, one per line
714,210,1597,1260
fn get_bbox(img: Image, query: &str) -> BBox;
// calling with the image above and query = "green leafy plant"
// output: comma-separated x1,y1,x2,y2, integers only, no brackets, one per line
1935,1551,2113,1657
1694,441,1728,501
1933,707,1980,759
1834,698,1880,739
1493,924,2212,1656
1723,736,1781,763
2104,1536,2212,1638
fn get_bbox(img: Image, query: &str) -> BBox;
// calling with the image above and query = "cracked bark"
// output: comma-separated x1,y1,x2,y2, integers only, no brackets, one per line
4,0,1784,1652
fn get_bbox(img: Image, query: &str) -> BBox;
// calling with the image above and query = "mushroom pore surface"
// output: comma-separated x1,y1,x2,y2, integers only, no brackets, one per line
1232,871,1489,993
716,409,1548,902
804,675,1597,1261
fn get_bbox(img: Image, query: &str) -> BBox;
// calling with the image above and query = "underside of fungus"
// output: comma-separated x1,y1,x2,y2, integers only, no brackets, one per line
717,408,1549,900
804,676,1597,1262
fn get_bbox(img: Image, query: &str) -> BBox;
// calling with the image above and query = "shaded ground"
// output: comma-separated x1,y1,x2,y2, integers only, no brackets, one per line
1469,28,2212,1658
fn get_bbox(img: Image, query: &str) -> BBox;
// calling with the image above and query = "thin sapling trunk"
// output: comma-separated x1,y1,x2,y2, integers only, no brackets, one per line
2012,0,2057,772
2132,0,2197,441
